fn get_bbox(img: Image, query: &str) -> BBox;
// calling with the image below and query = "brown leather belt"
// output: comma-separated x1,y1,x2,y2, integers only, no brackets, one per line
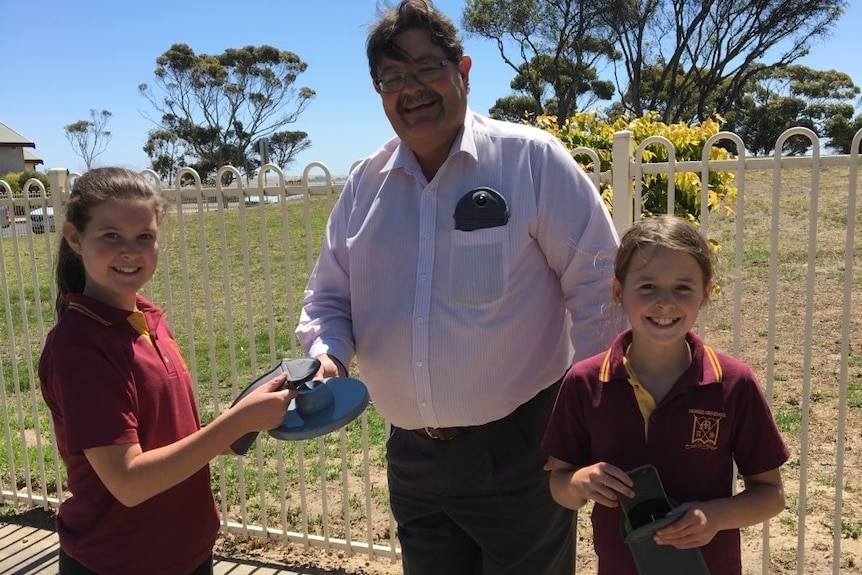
419,426,471,441
403,377,566,442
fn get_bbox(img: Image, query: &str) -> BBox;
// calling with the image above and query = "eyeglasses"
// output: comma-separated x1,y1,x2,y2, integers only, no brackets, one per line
376,59,452,93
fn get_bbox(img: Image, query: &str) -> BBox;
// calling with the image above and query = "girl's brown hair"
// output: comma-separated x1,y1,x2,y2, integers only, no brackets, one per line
55,167,168,317
615,215,715,289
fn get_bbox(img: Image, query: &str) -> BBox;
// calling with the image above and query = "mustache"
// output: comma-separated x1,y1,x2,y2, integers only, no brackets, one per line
397,90,438,112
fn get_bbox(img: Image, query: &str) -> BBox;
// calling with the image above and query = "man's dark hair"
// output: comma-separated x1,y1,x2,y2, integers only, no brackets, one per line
366,0,464,80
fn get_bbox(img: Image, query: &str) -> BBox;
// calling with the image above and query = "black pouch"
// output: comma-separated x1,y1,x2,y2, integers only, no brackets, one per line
620,465,710,575
453,187,509,231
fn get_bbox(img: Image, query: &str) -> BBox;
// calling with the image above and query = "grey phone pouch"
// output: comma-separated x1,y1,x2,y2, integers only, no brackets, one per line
620,464,711,574
623,512,710,574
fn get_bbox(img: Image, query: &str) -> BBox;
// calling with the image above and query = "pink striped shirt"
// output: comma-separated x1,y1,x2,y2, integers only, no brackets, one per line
297,111,621,429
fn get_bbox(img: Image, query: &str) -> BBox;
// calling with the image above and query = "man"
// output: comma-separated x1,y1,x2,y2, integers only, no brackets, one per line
296,1,620,573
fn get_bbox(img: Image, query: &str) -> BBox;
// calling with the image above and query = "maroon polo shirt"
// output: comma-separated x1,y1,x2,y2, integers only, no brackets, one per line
542,330,789,575
39,293,219,575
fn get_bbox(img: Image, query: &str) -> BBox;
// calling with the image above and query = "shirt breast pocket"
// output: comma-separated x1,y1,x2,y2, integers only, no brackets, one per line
449,226,509,307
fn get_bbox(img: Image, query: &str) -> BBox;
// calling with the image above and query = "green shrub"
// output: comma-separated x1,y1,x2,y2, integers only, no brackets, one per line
17,170,51,196
0,170,50,196
0,172,22,195
0,170,51,216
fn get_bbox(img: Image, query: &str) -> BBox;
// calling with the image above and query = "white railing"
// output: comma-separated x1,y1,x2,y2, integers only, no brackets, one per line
0,128,859,575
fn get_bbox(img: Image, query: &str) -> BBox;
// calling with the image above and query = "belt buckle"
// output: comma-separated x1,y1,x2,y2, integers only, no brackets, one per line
424,427,459,440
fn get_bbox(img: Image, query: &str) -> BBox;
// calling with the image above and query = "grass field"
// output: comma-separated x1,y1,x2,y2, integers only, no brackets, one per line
1,165,861,574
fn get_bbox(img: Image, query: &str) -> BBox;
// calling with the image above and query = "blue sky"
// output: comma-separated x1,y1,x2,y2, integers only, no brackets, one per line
2,1,859,177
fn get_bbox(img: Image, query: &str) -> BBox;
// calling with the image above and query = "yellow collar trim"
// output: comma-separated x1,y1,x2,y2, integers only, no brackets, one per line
126,310,152,345
66,301,110,325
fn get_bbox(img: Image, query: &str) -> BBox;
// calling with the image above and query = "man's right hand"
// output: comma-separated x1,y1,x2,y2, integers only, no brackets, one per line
315,353,347,379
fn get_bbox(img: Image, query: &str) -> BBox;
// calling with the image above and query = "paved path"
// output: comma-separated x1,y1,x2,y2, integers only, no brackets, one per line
0,521,331,575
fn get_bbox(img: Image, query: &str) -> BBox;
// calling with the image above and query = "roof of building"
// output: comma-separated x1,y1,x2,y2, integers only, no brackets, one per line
0,122,35,148
24,149,43,164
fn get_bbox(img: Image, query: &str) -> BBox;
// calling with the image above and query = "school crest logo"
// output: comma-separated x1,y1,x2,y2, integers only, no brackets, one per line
687,409,726,450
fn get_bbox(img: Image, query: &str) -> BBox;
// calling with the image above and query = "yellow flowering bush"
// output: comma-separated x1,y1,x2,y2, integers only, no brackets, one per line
537,111,738,222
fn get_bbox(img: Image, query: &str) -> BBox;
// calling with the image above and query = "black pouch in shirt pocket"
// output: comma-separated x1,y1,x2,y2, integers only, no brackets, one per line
450,188,510,306
453,187,509,231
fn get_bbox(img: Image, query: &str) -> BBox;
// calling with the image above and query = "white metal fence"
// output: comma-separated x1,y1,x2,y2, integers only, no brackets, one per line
1,128,859,574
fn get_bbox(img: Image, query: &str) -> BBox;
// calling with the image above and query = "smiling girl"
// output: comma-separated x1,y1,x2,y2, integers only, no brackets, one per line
39,167,294,575
542,215,789,575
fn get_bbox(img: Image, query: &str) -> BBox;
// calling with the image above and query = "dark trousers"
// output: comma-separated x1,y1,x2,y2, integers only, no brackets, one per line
387,380,575,575
59,550,213,575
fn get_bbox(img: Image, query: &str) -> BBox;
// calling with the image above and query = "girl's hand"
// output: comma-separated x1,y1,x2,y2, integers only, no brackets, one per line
572,462,636,508
654,501,718,549
231,373,297,432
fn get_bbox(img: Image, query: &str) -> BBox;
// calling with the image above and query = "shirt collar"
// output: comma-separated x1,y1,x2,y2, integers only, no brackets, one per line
65,292,163,330
599,329,723,387
381,109,478,177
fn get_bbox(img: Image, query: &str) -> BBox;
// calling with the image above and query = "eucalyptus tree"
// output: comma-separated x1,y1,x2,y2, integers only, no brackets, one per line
725,65,861,154
598,0,848,123
139,43,315,182
463,0,849,127
463,0,618,125
261,131,312,169
64,109,113,171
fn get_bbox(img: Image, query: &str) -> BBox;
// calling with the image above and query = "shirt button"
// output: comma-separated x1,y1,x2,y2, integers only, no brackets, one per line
416,317,423,323
416,361,423,367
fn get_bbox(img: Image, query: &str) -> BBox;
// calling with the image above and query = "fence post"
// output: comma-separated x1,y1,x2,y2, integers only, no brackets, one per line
611,130,635,236
47,168,68,195
47,167,70,232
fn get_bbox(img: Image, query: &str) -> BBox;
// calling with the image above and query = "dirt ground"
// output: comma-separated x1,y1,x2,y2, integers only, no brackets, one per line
6,167,860,574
